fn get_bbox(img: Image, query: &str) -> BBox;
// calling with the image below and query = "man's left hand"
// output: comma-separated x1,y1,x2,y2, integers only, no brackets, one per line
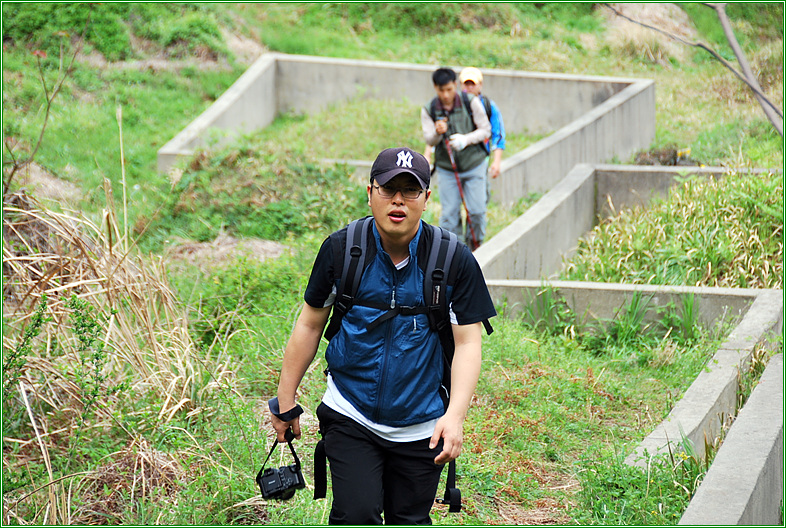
449,133,469,152
430,414,464,465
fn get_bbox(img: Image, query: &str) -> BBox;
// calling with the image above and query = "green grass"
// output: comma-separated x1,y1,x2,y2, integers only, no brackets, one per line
430,308,724,524
2,49,243,228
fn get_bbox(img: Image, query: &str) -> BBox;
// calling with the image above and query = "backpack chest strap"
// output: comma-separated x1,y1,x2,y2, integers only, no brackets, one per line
364,303,429,332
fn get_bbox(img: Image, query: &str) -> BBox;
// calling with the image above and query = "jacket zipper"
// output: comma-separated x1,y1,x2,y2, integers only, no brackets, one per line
373,274,397,423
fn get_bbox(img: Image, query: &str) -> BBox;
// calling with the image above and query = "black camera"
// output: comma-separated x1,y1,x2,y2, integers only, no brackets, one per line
256,429,305,501
257,463,305,500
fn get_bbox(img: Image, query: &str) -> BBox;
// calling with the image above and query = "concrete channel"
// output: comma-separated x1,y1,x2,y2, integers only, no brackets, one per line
158,53,783,525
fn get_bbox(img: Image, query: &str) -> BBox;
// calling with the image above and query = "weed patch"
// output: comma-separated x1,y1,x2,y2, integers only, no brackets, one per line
562,170,783,288
140,151,369,253
574,448,693,524
457,313,724,524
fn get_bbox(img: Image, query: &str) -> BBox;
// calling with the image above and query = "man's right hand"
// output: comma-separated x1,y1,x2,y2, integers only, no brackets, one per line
490,159,501,179
271,414,301,442
435,118,448,135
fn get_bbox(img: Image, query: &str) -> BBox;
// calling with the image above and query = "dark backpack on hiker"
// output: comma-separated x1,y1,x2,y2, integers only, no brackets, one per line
429,91,493,155
313,216,493,513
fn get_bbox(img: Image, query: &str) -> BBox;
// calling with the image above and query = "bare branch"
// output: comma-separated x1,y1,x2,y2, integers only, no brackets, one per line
602,3,783,133
3,8,93,200
703,2,782,135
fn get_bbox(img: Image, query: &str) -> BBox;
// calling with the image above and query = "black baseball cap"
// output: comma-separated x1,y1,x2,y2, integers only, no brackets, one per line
370,147,430,189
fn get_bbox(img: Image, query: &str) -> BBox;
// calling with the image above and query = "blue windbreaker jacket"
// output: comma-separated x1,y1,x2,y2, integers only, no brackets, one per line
324,222,448,427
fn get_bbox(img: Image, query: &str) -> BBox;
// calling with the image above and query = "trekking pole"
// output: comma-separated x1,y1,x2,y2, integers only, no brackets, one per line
443,137,479,250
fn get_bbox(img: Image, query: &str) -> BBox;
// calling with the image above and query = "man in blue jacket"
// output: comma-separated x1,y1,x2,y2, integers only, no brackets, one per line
269,147,496,524
458,67,506,180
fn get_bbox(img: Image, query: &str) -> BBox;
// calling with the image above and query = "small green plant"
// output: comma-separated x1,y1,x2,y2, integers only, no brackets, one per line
579,291,654,360
67,295,116,412
3,295,49,400
574,448,696,524
666,434,713,499
520,284,576,337
658,293,700,345
736,343,774,411
64,295,127,472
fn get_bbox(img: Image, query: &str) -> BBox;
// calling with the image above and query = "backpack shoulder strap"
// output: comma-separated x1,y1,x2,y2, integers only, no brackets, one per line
463,92,491,154
460,91,473,123
420,223,463,514
422,224,459,333
323,216,375,341
428,97,439,122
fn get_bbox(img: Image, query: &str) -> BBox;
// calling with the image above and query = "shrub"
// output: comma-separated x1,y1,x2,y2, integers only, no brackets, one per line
163,13,227,59
141,151,369,253
1,3,229,61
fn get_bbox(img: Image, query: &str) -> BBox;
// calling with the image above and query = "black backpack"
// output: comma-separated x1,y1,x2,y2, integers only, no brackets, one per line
429,92,493,155
314,216,493,512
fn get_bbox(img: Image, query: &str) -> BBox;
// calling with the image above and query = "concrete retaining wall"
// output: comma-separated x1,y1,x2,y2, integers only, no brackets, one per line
492,79,655,206
625,289,783,466
475,164,597,281
679,354,783,525
157,54,278,173
157,53,655,210
485,280,759,331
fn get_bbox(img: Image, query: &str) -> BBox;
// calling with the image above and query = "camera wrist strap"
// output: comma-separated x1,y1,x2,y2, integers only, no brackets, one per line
261,429,301,471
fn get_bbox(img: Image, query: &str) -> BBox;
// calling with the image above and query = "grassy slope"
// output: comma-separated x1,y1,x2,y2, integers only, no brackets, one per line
2,3,783,526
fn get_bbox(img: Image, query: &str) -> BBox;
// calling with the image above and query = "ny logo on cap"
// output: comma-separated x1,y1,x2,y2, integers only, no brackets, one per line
396,150,413,169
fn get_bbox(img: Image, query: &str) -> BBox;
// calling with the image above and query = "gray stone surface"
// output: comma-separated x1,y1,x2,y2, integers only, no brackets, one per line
679,354,783,525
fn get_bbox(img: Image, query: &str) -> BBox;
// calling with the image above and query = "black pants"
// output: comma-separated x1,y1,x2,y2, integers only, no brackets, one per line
316,403,445,525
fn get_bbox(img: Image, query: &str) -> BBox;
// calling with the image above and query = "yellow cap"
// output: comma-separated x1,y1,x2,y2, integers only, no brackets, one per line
459,67,483,84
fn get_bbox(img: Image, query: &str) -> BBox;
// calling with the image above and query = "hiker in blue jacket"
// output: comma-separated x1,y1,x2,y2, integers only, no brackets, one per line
269,147,496,524
458,67,506,180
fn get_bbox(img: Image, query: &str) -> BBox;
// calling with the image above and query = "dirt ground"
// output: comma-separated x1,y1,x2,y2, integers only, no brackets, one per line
603,2,699,62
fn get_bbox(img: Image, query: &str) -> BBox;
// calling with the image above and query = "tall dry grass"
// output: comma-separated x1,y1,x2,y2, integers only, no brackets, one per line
2,182,234,524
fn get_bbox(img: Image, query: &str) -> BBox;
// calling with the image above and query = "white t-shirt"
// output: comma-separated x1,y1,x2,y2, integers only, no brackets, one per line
323,375,439,442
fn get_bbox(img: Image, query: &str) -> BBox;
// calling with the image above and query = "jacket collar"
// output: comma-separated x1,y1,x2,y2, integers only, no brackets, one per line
371,220,424,266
